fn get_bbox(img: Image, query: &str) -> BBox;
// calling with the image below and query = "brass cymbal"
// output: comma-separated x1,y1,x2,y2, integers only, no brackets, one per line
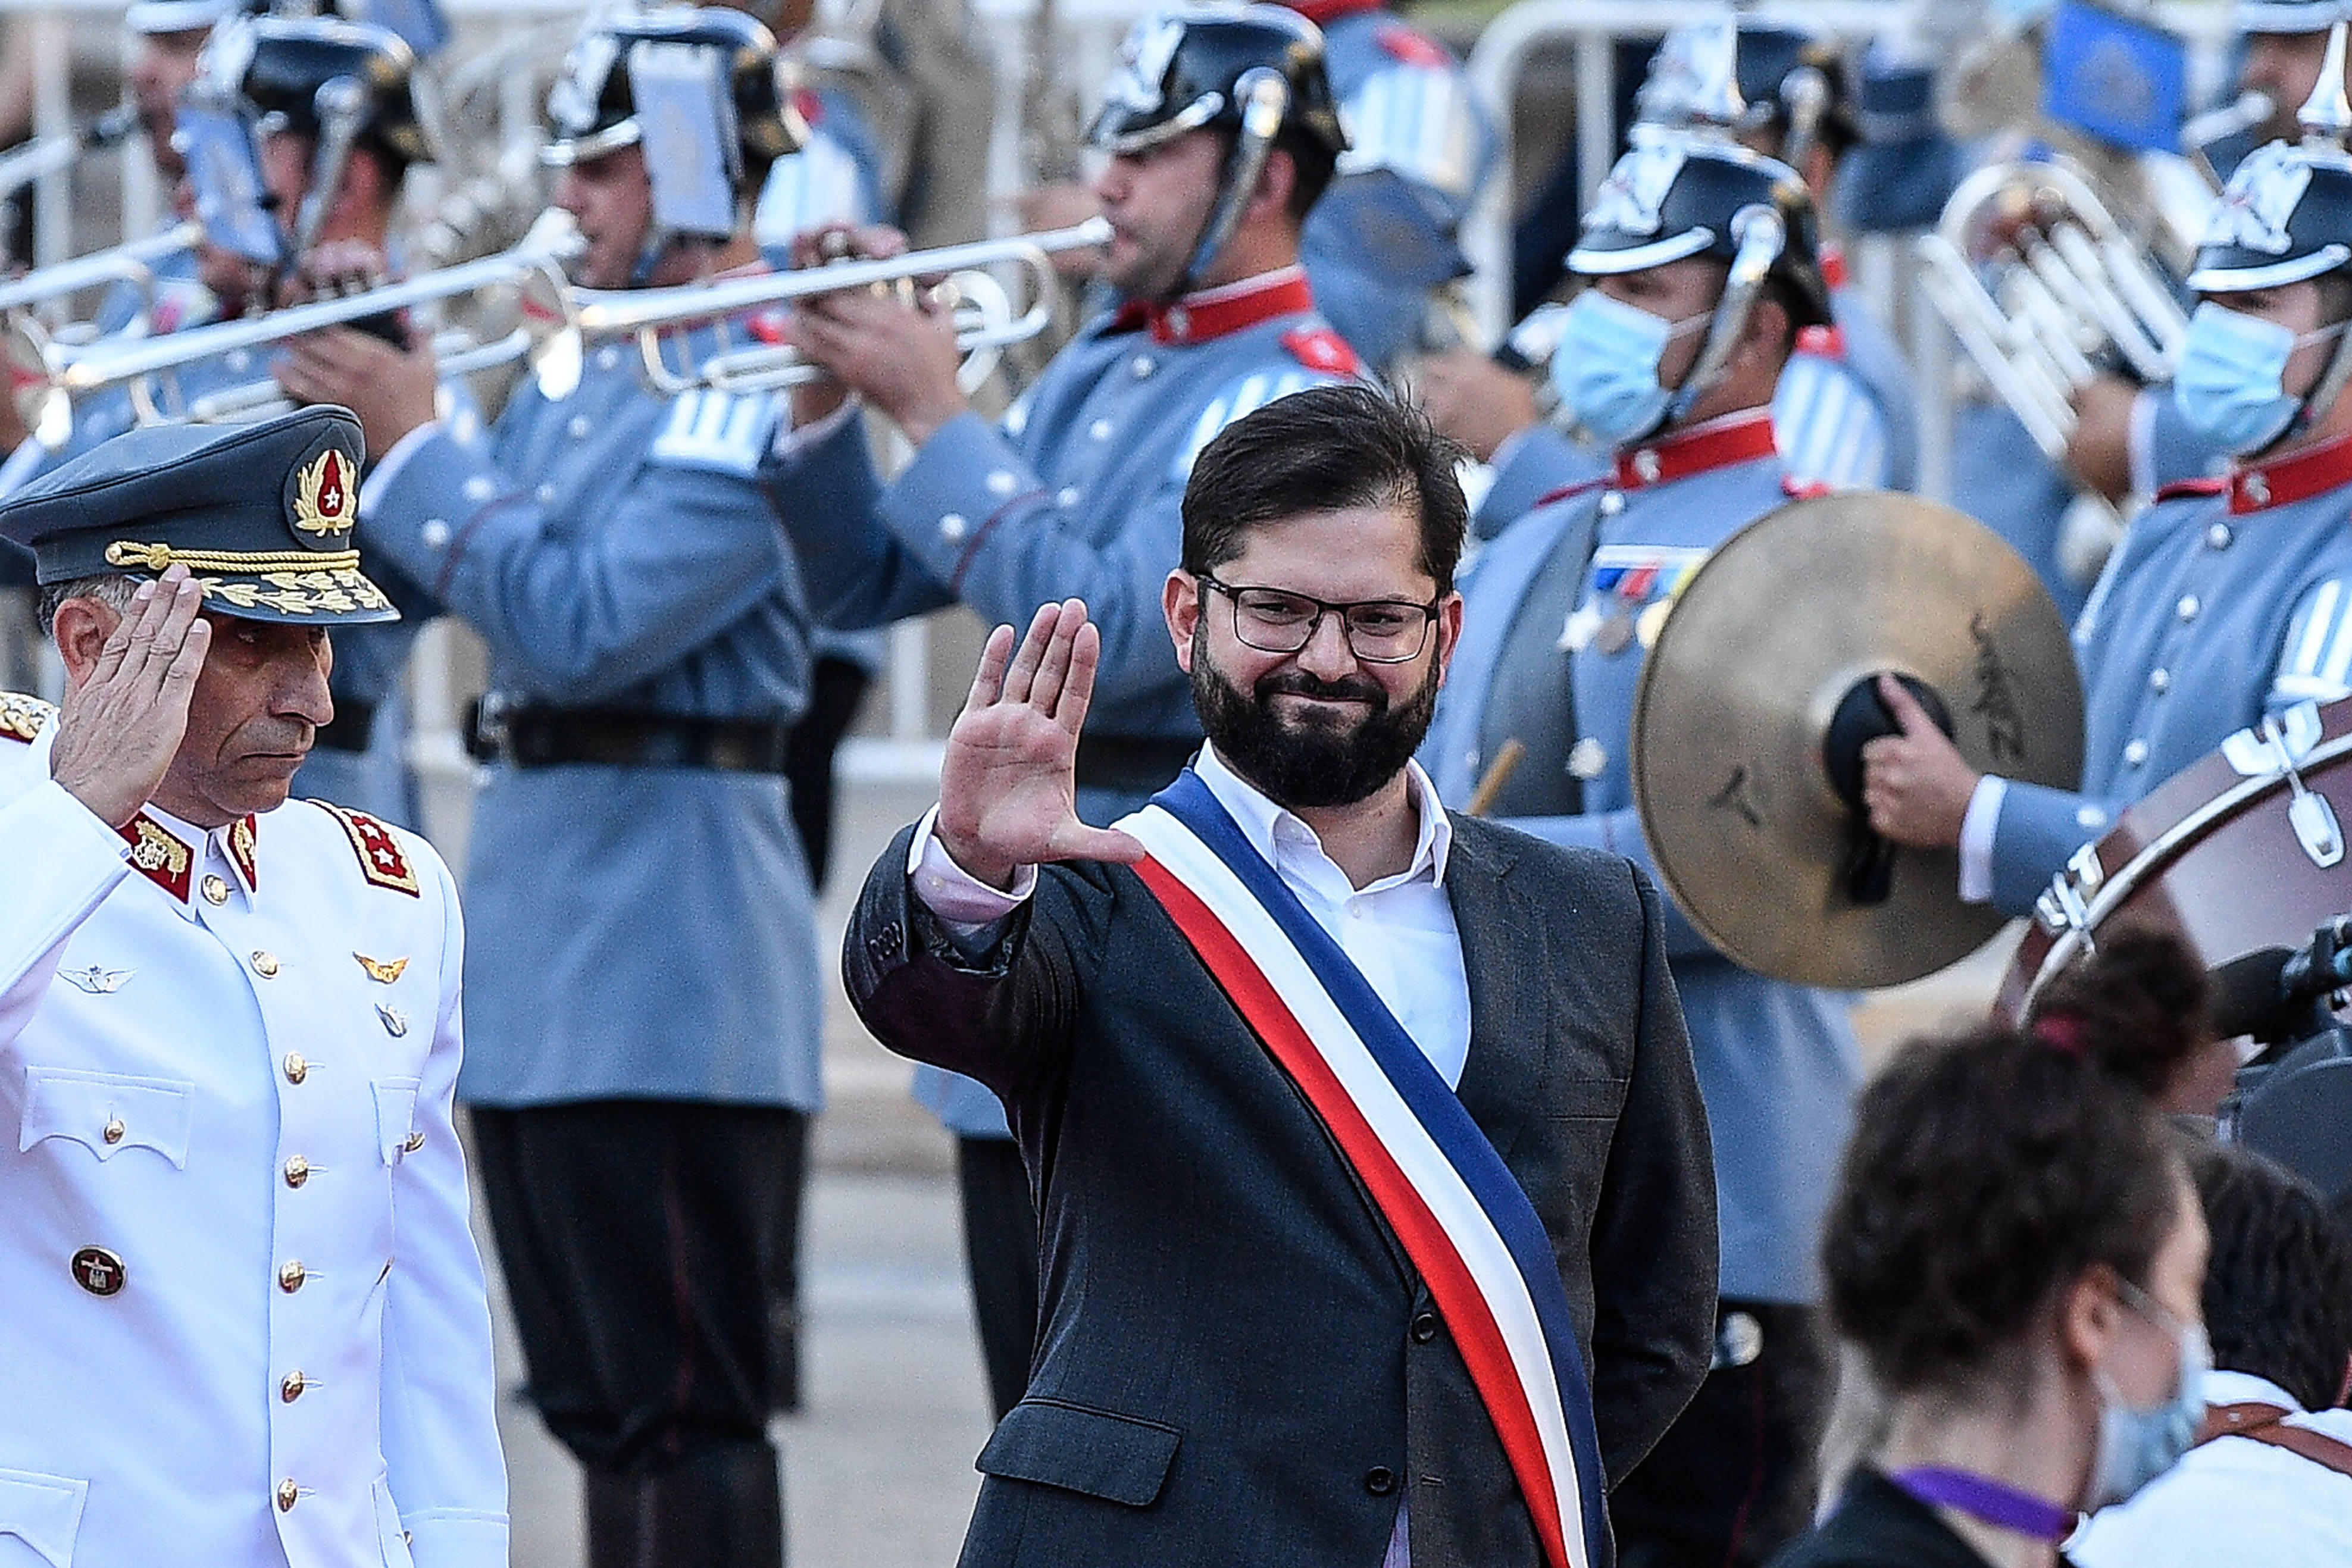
1631,491,2084,989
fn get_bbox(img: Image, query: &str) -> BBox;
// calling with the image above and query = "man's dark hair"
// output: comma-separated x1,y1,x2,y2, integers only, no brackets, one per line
2191,1144,2352,1412
1276,132,1337,219
1181,384,1468,594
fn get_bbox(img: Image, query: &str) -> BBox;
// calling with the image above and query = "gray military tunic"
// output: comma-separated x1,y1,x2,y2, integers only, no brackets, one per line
360,336,821,1110
1425,410,1860,1304
1985,434,2352,913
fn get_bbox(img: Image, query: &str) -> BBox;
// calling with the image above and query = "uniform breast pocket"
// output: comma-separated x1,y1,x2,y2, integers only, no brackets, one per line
18,1067,194,1169
0,1464,88,1567
371,1078,422,1168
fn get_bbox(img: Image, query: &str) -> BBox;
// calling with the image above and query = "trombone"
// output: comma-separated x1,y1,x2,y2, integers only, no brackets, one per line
0,221,202,331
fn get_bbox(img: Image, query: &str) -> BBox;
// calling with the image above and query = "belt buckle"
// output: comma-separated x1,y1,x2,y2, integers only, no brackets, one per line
470,692,515,762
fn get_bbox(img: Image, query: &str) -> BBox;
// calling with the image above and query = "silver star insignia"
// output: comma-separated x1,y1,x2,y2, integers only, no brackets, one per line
62,966,132,995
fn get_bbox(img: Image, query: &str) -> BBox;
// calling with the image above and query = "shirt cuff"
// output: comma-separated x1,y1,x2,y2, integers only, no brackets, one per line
361,420,445,514
907,803,1037,929
771,396,861,461
2126,387,2162,500
1957,774,2008,904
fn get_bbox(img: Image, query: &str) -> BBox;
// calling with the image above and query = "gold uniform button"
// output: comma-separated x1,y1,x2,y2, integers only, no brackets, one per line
403,1130,426,1154
278,1260,306,1292
283,1155,310,1188
283,1053,308,1085
102,1118,125,1145
276,1479,299,1512
201,875,229,906
280,1372,306,1402
250,951,280,978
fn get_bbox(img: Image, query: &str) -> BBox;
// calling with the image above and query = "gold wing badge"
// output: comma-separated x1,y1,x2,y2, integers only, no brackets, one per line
354,952,409,984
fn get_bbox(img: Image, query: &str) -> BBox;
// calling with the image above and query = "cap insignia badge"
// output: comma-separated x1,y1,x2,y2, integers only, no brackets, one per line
292,447,354,539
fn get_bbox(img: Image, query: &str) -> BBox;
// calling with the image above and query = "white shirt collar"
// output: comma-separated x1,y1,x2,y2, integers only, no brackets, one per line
2203,1367,2305,1413
1191,741,1452,891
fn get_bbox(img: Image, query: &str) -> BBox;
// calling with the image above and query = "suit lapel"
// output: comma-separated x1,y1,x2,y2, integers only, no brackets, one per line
1444,819,1547,1166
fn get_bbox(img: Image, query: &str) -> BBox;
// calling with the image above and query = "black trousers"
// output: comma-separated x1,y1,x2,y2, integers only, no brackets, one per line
1609,1301,1832,1568
470,1101,809,1472
956,1134,1042,1420
782,656,874,892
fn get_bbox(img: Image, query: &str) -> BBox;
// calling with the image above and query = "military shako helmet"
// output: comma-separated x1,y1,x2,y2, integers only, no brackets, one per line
1086,3,1347,295
204,14,430,170
543,7,808,208
2234,0,2346,37
1637,12,1855,169
2185,20,2352,438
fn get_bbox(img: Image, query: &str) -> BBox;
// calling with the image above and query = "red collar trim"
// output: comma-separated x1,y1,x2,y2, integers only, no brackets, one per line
1821,243,1847,292
1285,0,1385,24
118,814,195,902
2229,430,2352,514
1612,411,1779,491
1111,268,1316,345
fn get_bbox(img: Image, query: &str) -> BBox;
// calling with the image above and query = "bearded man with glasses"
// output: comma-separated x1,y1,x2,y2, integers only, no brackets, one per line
840,383,1718,1568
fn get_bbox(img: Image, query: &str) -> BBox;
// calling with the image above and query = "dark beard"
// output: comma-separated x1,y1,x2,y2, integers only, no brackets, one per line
1190,646,1440,810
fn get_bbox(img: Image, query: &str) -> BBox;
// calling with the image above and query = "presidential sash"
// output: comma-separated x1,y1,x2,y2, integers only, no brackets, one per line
1119,769,1609,1568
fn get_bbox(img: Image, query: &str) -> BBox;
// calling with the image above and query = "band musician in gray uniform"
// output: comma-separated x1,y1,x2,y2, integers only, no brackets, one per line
766,2,1359,1420
280,11,821,1563
1423,125,1859,1566
1864,62,2352,921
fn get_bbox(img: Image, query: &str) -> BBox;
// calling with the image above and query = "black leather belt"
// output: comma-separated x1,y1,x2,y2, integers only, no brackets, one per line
1072,733,1197,796
311,701,376,755
466,699,790,774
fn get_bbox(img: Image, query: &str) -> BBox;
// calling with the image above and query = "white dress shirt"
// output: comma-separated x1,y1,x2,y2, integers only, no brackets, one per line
2069,1369,2352,1568
911,743,1473,1566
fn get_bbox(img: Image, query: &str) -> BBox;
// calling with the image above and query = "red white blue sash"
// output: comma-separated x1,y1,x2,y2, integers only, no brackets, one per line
1119,769,1608,1568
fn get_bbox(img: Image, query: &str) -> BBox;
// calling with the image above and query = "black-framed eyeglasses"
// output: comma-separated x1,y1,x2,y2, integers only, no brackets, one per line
1197,573,1441,663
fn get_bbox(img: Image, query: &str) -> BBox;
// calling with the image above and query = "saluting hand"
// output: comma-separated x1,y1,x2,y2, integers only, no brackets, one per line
1860,674,1981,850
49,566,212,829
937,599,1144,890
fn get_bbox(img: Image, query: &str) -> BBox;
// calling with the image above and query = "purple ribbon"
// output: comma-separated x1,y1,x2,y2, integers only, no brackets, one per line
1887,1466,2076,1542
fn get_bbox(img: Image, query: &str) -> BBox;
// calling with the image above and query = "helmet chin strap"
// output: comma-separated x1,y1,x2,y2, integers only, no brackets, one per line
2275,315,2352,455
1643,204,1787,441
1170,68,1289,299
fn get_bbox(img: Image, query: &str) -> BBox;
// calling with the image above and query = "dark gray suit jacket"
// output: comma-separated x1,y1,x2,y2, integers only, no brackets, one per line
845,813,1718,1568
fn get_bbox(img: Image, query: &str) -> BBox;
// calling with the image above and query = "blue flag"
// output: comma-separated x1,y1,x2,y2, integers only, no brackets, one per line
2042,0,2188,153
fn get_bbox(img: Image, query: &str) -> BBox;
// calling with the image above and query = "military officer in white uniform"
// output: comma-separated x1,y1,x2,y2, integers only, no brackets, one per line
1865,58,2352,918
0,405,506,1568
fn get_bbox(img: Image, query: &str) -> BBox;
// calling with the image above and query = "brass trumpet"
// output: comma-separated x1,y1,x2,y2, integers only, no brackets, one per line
532,217,1114,400
0,221,202,330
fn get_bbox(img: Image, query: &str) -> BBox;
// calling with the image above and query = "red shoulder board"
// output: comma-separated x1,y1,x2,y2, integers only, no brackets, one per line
1282,325,1360,377
2154,476,2229,503
1375,20,1452,68
1794,323,1847,360
1782,477,1838,499
315,802,422,897
792,86,824,126
1534,478,1606,510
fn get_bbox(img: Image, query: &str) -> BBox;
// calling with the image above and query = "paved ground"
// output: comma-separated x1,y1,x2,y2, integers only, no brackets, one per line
481,771,2019,1568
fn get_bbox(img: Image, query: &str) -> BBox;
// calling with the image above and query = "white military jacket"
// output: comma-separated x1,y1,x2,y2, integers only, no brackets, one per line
0,696,508,1568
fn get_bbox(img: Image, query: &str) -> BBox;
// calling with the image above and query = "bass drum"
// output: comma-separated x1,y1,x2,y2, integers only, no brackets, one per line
1998,697,2352,1023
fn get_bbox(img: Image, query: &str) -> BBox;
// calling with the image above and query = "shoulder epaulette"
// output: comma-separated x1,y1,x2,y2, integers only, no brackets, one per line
1782,477,1838,500
2154,476,2229,503
308,800,422,896
1281,324,1360,378
1374,19,1452,68
0,691,55,743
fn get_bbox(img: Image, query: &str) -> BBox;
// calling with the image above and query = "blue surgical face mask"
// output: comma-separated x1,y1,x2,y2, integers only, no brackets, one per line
2084,1280,2211,1511
1549,289,1710,449
2173,300,2346,457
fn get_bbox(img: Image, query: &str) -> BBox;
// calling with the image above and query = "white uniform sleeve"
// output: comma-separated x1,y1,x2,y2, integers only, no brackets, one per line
0,778,131,1046
378,847,509,1568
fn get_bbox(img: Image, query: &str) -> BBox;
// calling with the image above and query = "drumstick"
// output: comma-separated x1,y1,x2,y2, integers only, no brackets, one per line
1466,738,1527,818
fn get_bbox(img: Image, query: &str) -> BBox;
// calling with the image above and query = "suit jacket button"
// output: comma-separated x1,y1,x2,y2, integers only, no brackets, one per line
1365,1466,1396,1497
1410,1312,1438,1344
